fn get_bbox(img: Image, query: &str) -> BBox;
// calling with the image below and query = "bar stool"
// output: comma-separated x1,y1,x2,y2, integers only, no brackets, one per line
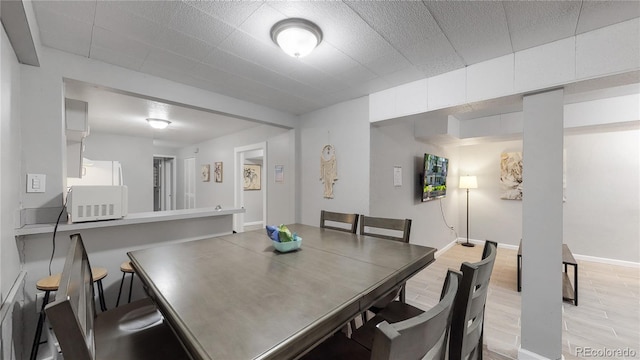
30,267,108,360
116,261,135,307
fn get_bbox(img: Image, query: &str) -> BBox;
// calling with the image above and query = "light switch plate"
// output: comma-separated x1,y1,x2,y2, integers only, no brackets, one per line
26,174,46,193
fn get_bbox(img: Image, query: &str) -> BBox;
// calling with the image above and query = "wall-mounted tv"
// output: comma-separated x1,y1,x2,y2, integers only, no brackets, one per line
422,153,449,202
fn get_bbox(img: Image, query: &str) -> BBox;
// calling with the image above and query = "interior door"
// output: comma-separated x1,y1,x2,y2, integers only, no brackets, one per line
184,157,196,209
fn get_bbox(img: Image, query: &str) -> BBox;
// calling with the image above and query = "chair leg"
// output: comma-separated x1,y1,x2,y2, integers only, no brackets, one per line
96,280,107,312
116,271,126,307
399,286,406,303
127,273,134,303
30,290,50,360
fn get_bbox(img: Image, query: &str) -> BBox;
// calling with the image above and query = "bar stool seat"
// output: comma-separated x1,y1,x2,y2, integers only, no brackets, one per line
116,261,136,307
31,267,108,360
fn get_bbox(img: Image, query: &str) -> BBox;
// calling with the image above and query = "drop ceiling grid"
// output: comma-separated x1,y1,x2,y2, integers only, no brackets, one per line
503,1,581,52
32,7,92,57
576,1,640,34
425,1,512,65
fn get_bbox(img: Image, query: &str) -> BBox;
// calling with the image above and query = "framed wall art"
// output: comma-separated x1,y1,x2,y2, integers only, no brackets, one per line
214,162,223,183
201,164,210,182
243,164,261,190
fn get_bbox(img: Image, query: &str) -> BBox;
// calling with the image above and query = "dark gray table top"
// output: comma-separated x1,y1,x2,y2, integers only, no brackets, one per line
128,224,436,360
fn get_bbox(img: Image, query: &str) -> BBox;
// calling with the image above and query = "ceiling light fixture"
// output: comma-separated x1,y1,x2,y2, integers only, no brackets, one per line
146,118,171,129
271,18,322,58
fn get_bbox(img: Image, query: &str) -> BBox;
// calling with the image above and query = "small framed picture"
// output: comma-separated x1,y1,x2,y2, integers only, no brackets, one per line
214,162,223,183
201,164,210,182
243,164,261,190
275,165,284,183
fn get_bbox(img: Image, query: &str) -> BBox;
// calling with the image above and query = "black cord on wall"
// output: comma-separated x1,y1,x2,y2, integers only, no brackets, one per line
439,198,459,241
49,189,71,276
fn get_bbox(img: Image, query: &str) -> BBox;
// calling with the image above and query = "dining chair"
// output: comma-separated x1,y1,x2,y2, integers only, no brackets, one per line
359,215,412,320
320,210,359,233
302,269,461,360
448,240,498,360
45,234,189,360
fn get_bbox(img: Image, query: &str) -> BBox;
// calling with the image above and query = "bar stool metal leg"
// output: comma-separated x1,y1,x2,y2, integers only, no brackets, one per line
96,280,107,312
116,271,127,307
128,272,134,304
30,290,50,360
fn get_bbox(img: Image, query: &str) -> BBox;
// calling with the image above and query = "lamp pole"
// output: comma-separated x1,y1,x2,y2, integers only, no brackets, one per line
462,186,475,247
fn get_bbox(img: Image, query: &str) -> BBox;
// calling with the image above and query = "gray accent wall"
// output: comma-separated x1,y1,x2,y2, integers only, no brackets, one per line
370,120,460,251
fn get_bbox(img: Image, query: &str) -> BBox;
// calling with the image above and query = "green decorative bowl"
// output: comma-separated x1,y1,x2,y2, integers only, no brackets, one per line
272,237,302,253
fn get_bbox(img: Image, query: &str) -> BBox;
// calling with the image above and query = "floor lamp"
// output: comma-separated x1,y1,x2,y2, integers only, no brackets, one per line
459,175,478,247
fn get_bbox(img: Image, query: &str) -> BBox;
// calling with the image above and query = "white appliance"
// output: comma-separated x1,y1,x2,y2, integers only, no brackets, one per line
67,185,128,223
67,158,123,186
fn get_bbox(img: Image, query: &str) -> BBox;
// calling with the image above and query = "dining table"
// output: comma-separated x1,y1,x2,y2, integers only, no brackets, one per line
128,224,437,360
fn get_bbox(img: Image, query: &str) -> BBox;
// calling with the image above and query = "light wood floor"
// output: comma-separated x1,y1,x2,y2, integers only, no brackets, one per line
404,243,640,359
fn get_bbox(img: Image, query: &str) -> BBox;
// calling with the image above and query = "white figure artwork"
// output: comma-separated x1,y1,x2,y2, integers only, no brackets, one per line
320,144,337,199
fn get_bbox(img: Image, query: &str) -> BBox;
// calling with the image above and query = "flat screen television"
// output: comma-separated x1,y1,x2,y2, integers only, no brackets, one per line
422,153,449,202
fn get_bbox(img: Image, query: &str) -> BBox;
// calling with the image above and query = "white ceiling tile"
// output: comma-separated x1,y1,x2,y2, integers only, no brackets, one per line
236,3,285,46
346,2,460,68
91,26,152,61
425,1,512,64
363,52,412,77
90,45,146,71
168,3,235,46
151,28,213,62
144,48,200,74
34,7,92,57
185,1,264,27
94,1,164,45
32,1,96,24
577,1,640,34
504,1,581,51
299,45,363,76
105,0,179,25
382,67,429,90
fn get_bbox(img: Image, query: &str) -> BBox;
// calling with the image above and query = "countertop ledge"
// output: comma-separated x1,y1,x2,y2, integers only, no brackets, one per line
15,207,245,236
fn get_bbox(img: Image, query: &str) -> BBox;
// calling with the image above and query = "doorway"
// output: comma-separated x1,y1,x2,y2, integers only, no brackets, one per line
234,142,267,232
153,156,176,211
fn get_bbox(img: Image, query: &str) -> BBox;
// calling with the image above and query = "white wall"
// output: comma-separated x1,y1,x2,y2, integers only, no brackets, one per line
458,128,640,262
298,97,370,226
1,25,23,308
175,125,295,225
82,133,155,213
370,120,460,251
19,46,297,223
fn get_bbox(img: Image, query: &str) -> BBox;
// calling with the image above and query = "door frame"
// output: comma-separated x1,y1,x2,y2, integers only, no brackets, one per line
234,142,267,232
153,155,177,211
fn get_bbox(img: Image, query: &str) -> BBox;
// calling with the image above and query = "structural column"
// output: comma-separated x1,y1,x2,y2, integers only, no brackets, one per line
520,88,564,360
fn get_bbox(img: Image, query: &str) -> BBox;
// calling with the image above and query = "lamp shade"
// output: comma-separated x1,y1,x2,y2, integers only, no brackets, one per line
147,118,171,129
271,18,322,58
459,175,478,189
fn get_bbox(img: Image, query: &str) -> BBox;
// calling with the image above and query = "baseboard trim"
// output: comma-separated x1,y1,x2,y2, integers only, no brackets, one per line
518,347,563,360
243,221,264,227
443,239,638,268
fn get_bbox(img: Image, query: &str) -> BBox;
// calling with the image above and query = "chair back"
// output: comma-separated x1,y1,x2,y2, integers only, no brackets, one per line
449,241,498,360
370,270,461,360
45,233,96,360
359,215,411,243
320,210,359,233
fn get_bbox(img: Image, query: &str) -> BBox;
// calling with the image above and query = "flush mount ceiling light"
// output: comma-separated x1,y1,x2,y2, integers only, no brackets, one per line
146,118,171,129
271,18,322,58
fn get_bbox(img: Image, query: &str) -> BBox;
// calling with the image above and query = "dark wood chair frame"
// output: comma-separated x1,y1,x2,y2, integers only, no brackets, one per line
45,234,189,360
448,240,497,360
320,210,359,233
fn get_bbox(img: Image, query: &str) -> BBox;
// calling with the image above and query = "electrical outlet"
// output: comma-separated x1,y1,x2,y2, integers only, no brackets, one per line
35,292,45,313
